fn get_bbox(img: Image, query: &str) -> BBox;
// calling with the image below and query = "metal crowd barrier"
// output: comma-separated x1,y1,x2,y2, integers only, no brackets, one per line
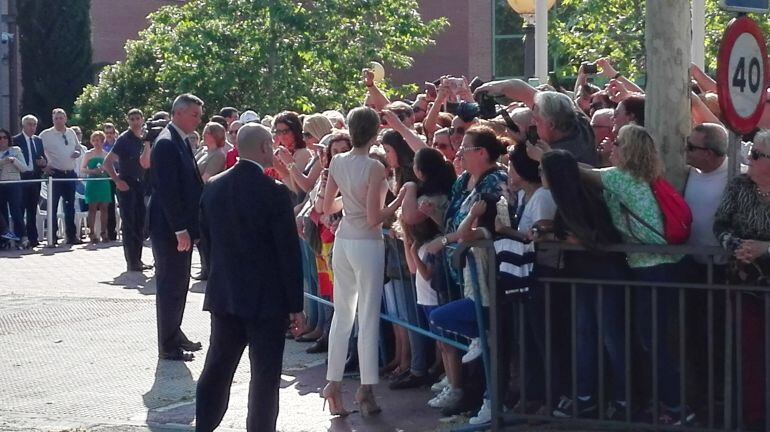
0,176,113,247
475,240,768,432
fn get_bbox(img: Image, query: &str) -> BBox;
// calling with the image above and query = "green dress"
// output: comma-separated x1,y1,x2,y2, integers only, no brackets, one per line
85,156,112,204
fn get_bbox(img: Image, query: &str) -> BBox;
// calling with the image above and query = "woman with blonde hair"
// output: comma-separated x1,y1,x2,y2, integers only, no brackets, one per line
531,124,690,423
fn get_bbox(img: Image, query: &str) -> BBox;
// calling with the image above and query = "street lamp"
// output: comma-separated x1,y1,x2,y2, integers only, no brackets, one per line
507,0,555,83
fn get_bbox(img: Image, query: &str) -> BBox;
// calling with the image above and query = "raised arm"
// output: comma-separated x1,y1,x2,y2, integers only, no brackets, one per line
691,92,723,126
474,78,538,108
381,110,427,152
362,68,390,111
690,62,717,93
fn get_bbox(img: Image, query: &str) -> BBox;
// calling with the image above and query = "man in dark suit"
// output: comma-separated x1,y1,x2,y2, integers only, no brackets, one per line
13,114,46,248
195,123,304,432
148,93,205,362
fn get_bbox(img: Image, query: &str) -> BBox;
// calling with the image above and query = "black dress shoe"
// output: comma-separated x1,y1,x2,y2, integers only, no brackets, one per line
306,338,328,354
159,350,194,361
389,373,427,390
66,238,83,245
180,340,202,352
29,240,40,248
140,263,154,270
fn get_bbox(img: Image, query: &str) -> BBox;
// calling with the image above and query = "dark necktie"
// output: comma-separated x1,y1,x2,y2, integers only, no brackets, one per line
27,137,34,165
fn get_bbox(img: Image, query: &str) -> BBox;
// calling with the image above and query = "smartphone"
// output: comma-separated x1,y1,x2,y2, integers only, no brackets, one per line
582,62,598,75
526,125,539,145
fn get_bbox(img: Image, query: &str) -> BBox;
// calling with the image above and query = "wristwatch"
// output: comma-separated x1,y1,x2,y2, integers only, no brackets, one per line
441,236,449,246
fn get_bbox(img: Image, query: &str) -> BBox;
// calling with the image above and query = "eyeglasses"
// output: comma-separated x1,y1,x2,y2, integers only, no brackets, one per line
449,127,465,136
273,128,291,136
749,148,770,161
0,135,9,140
62,134,69,146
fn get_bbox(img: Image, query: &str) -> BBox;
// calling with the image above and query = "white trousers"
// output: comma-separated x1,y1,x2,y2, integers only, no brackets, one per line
326,238,384,384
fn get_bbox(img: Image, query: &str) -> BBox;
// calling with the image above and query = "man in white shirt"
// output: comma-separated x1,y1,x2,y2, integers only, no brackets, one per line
682,122,729,413
39,108,82,245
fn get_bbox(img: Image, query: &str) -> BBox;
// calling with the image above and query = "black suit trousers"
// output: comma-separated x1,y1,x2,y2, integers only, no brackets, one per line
21,181,40,242
117,182,145,269
151,235,192,354
107,180,117,239
196,313,286,432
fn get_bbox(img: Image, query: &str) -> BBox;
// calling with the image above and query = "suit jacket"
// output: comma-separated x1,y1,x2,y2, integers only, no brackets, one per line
13,133,45,179
199,160,303,320
148,124,203,241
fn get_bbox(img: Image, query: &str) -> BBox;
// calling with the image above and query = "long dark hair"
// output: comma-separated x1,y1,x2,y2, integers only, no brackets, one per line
274,111,306,150
540,150,621,249
414,147,456,196
380,129,416,189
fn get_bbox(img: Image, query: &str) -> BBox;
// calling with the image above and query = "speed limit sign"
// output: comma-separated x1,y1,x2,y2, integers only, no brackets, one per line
717,16,769,134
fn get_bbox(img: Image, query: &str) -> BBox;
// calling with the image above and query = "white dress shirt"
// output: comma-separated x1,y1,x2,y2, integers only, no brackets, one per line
40,127,81,171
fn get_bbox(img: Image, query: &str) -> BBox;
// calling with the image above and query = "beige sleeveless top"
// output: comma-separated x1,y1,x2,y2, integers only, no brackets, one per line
329,152,383,240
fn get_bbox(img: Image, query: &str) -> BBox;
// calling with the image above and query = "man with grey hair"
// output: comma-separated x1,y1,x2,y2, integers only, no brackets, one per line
196,123,304,431
13,114,46,248
533,91,598,165
148,93,205,361
591,108,615,167
682,122,730,411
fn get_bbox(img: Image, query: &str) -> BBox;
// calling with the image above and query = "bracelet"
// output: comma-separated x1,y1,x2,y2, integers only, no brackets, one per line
286,162,296,170
613,72,622,80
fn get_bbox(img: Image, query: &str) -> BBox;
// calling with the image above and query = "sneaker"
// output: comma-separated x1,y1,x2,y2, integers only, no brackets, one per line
428,387,463,408
1,232,19,241
658,405,696,426
461,338,482,364
431,375,449,392
552,395,597,418
469,398,491,424
605,400,629,421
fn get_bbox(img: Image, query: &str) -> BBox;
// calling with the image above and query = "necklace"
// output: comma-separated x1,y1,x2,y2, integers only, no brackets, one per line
756,185,770,198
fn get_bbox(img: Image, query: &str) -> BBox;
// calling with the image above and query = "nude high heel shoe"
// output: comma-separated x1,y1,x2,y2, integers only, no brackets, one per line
355,385,382,417
322,382,349,417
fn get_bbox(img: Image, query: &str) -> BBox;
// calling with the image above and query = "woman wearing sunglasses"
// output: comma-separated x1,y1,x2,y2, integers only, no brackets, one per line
0,127,30,246
713,130,770,431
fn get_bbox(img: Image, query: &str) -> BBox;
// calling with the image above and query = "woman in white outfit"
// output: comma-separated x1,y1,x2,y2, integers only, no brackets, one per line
320,107,405,416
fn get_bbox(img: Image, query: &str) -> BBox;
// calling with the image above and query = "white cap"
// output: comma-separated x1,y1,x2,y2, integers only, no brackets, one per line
239,110,260,124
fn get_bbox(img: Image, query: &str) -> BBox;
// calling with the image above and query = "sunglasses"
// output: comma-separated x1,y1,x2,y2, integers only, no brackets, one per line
458,145,482,153
62,134,69,146
750,148,770,161
273,128,291,136
449,126,465,136
686,141,710,152
0,135,9,140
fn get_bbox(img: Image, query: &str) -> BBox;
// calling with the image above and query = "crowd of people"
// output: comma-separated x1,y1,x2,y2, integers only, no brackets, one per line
0,57,768,431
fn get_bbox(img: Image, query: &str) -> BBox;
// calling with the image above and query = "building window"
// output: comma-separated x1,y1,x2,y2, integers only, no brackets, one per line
492,0,525,79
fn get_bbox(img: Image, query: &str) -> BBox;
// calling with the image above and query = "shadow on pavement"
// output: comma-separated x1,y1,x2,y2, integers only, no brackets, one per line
101,271,157,294
143,359,197,430
189,280,206,294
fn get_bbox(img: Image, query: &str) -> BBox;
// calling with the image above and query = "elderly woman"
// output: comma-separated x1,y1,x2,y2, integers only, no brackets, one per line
713,130,770,431
197,122,227,183
0,127,30,245
532,124,686,423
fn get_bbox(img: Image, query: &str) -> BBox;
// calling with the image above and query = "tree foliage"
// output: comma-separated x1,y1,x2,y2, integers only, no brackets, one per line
549,0,770,82
18,0,92,130
74,0,446,132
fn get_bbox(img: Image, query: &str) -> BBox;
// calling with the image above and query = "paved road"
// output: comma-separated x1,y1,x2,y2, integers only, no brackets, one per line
0,242,457,432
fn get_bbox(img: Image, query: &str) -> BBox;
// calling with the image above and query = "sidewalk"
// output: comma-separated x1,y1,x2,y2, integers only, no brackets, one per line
0,243,460,432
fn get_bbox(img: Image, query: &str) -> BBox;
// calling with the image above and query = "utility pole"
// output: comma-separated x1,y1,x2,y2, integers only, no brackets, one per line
645,0,691,190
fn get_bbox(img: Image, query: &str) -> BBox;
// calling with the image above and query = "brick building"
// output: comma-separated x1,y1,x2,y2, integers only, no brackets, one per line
1,0,526,130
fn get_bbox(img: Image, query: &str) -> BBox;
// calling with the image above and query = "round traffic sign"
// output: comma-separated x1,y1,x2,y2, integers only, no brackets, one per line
717,15,769,134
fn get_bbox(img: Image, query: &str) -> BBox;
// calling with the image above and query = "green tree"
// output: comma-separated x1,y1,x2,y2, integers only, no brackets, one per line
74,0,446,132
17,0,92,130
549,0,770,82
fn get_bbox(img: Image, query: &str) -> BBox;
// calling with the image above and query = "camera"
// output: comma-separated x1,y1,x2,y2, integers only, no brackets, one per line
581,62,598,75
142,119,169,143
526,125,539,145
470,77,498,120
